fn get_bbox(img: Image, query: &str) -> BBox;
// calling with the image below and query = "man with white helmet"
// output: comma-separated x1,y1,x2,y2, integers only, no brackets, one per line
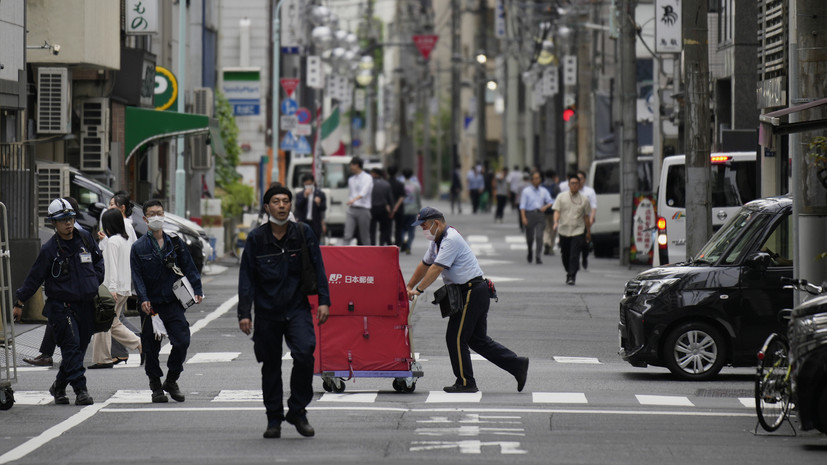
13,198,104,405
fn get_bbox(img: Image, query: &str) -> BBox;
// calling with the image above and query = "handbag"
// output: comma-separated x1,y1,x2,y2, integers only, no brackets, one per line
298,224,319,296
170,264,196,309
93,284,116,333
432,283,468,318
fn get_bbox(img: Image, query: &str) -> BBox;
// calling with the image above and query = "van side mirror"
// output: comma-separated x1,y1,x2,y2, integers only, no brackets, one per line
90,201,106,216
745,252,771,271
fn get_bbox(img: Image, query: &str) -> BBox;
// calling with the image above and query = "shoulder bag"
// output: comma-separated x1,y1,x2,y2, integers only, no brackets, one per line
93,284,117,333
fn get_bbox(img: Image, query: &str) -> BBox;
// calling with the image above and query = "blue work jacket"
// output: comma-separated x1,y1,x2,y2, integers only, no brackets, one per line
237,221,330,321
131,232,203,307
15,228,104,309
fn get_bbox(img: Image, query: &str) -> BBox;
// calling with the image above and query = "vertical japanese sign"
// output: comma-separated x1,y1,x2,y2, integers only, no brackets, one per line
280,0,305,54
654,0,682,53
494,0,506,38
630,193,656,264
307,56,323,89
126,0,159,35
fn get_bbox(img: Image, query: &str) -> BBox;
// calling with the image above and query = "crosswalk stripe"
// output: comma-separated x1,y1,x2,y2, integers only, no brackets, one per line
110,390,152,404
504,236,524,243
12,391,52,405
466,235,489,243
212,390,262,402
738,397,755,408
636,395,694,407
186,352,241,364
553,356,601,364
425,391,483,403
532,392,588,404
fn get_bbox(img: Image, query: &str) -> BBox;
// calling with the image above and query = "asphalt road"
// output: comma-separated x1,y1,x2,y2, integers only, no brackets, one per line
2,200,825,464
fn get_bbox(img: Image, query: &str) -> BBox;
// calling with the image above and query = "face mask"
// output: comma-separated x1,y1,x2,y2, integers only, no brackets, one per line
423,223,437,241
147,216,165,231
269,215,289,226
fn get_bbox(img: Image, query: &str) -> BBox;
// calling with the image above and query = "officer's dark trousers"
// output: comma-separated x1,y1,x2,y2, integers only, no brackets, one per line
141,301,190,379
253,311,315,424
559,233,586,279
46,300,93,391
446,282,520,387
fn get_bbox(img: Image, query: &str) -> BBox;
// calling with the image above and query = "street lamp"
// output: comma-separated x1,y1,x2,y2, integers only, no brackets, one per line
476,52,487,65
487,80,498,91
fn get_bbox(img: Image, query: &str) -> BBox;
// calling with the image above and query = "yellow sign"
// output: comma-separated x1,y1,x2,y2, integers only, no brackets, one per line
154,66,178,111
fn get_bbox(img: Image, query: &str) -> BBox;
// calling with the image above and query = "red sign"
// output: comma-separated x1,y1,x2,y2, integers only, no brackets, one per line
412,34,439,60
280,78,299,97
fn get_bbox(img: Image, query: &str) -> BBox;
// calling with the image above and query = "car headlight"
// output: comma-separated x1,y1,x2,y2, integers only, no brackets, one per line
636,278,679,295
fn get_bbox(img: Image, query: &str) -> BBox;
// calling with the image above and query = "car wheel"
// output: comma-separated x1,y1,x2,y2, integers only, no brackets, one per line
663,322,726,381
816,383,827,435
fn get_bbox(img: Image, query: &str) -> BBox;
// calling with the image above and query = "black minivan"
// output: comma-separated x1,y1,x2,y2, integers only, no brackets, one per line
619,195,793,380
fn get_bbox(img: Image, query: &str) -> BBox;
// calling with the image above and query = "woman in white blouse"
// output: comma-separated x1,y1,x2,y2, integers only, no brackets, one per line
88,208,141,368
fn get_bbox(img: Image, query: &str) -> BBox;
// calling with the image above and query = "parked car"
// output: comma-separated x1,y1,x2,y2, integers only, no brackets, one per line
619,195,793,380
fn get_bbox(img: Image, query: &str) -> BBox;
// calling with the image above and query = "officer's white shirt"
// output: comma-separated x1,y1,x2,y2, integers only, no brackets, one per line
423,227,484,285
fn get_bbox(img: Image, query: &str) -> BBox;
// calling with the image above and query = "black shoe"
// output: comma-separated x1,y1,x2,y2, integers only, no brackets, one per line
582,258,588,270
49,381,69,405
536,257,542,265
443,382,478,393
75,389,94,406
149,377,169,403
24,354,53,367
87,362,114,369
263,425,281,439
566,276,575,286
527,251,533,263
162,377,186,402
285,409,315,437
515,357,529,392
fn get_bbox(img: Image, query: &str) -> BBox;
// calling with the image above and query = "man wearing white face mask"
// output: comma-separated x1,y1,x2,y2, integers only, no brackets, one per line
406,207,529,393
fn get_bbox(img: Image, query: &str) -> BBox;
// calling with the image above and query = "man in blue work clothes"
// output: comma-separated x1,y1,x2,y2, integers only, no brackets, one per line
131,200,203,403
406,207,529,393
13,199,104,405
238,186,331,439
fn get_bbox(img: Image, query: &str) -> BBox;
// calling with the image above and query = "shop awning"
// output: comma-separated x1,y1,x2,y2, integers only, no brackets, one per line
759,96,827,148
124,107,226,164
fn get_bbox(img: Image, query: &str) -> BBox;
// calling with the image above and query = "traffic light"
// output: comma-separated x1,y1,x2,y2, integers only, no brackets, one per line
563,105,576,122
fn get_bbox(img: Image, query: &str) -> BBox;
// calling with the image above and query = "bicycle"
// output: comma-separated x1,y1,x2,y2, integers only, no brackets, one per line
754,277,824,433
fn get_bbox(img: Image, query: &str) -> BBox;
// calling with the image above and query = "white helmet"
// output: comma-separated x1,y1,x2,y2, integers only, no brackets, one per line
47,198,76,221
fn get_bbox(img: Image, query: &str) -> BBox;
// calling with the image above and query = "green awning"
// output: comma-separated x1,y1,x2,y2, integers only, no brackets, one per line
125,107,226,164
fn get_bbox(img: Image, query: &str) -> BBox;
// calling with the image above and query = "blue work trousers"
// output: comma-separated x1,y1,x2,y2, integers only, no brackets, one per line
46,300,94,391
140,301,190,379
253,311,316,424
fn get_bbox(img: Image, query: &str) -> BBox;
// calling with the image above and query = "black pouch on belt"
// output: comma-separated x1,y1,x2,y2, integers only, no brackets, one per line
432,284,466,318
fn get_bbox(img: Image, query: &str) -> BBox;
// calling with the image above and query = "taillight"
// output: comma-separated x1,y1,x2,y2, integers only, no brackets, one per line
710,155,731,164
657,216,669,265
757,351,765,361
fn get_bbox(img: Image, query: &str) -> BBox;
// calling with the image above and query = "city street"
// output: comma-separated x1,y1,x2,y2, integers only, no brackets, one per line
1,201,825,464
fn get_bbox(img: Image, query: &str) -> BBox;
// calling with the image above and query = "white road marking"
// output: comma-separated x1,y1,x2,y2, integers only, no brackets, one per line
504,236,525,243
466,235,489,243
532,392,588,404
186,352,241,364
109,390,152,404
410,440,527,454
482,275,522,283
212,389,262,402
471,354,485,361
160,294,239,355
509,244,528,250
738,397,755,408
11,366,51,372
553,356,601,364
415,425,525,437
426,391,483,403
11,391,52,405
319,392,378,403
636,394,694,407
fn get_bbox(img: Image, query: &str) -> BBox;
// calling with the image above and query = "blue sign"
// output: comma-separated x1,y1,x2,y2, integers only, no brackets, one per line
280,98,298,115
295,107,311,124
280,131,299,151
352,139,361,148
231,99,260,116
295,136,312,155
352,116,363,130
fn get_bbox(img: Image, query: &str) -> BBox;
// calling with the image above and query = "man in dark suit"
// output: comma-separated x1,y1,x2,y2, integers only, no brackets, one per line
294,174,327,242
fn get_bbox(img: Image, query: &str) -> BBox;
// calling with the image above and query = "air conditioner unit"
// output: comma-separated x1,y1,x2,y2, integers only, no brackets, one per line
36,162,71,226
37,67,72,134
191,88,214,170
81,98,110,172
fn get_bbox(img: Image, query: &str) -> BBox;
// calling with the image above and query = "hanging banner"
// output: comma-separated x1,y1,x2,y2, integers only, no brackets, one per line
655,0,682,53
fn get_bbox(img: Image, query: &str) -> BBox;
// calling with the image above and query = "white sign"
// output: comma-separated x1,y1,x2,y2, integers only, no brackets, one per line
355,89,366,112
294,124,312,136
307,56,322,89
280,115,297,130
655,0,682,53
563,55,577,86
542,67,559,97
280,0,305,52
126,0,159,35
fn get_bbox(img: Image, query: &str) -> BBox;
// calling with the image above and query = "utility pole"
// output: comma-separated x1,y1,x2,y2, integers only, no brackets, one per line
791,0,827,295
618,0,638,265
682,0,711,260
475,8,487,167
450,0,461,173
174,0,187,217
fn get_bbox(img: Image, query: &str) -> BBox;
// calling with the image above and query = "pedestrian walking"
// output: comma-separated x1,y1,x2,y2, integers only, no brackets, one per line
399,168,421,255
131,200,203,403
237,186,331,439
507,165,522,210
519,172,554,265
449,165,463,214
369,168,394,245
405,207,529,393
294,174,327,242
387,166,407,248
88,209,142,369
13,198,104,405
342,157,373,245
466,164,484,213
552,174,592,285
576,170,597,269
494,167,509,223
542,170,560,256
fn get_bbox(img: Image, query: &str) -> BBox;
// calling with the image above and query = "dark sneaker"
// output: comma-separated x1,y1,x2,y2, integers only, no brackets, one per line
162,380,185,402
75,390,94,406
49,381,69,405
285,409,315,437
566,276,575,286
443,382,479,393
151,390,169,403
24,354,53,367
527,251,533,263
536,257,542,265
263,424,281,439
515,357,529,392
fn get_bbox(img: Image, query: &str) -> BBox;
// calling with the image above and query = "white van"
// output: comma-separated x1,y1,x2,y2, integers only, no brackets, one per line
588,156,653,257
287,156,353,236
654,152,758,265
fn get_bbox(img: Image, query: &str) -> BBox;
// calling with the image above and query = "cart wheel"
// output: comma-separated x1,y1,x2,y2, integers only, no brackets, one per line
322,378,333,392
402,381,416,393
0,387,14,411
332,378,346,393
392,379,403,392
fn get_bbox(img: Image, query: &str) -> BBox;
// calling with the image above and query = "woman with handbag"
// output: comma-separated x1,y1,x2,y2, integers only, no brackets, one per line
88,209,141,369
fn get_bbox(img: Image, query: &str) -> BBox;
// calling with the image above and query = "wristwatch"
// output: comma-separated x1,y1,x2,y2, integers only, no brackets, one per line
415,287,425,293
13,301,23,309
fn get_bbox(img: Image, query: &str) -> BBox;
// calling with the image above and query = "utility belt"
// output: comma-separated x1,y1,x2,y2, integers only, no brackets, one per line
432,276,496,318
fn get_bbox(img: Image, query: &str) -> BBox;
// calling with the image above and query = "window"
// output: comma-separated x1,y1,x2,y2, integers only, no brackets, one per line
69,180,101,210
759,213,793,267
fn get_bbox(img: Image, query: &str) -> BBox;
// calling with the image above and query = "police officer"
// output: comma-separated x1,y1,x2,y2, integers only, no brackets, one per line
238,186,331,439
131,200,203,403
406,207,529,393
13,198,104,405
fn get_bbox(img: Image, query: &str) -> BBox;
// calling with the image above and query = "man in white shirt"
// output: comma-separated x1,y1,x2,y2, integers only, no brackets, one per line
343,157,373,245
558,170,597,269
